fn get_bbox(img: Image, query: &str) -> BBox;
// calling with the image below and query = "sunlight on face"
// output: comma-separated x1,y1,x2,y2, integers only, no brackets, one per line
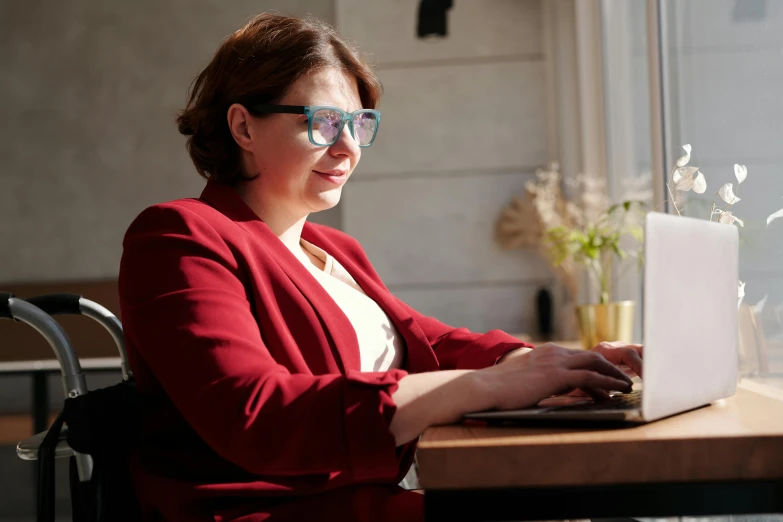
246,67,364,220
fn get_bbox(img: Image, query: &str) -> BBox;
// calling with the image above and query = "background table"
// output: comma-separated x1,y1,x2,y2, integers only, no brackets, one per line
0,357,122,436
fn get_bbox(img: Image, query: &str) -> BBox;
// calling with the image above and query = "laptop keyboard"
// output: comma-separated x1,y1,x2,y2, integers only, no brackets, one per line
550,389,642,412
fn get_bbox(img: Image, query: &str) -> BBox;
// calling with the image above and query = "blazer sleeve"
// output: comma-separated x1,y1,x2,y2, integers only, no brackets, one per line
118,205,406,482
396,299,535,370
334,231,536,371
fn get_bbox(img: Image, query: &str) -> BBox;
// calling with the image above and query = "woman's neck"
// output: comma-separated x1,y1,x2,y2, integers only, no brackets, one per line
234,183,309,253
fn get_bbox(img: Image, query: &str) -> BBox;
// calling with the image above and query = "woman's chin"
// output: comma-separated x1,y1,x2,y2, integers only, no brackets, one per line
308,190,342,212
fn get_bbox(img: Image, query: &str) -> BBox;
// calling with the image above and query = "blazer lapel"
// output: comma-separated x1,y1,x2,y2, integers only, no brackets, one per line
199,182,362,373
303,224,441,374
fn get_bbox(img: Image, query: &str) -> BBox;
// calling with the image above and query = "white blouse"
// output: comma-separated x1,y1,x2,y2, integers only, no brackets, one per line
298,239,405,372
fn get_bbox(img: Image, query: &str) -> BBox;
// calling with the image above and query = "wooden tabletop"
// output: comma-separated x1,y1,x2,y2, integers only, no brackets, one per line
417,384,783,489
511,336,583,351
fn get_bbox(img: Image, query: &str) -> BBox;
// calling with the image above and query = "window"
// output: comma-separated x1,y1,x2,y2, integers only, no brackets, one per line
596,0,783,374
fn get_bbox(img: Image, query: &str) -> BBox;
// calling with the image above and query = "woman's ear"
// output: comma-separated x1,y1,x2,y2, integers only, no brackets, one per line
227,103,255,152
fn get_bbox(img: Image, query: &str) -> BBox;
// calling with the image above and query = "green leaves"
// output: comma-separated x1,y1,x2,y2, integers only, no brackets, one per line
628,224,644,243
543,198,645,305
608,239,626,260
546,213,637,266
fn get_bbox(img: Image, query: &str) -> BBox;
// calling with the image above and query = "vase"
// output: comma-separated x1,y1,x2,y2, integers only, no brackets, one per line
575,301,635,350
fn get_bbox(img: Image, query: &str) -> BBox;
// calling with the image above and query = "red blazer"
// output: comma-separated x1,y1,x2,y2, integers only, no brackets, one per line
118,180,532,522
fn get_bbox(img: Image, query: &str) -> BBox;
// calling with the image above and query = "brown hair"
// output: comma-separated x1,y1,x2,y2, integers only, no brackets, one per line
176,13,382,185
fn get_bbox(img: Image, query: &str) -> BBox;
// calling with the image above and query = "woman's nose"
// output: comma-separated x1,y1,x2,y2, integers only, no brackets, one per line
328,122,361,159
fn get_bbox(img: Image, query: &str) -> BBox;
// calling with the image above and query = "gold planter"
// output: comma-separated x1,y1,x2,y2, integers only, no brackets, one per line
575,301,635,350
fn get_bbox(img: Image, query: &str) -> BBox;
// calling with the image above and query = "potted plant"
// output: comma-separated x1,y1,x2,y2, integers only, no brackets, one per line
496,163,647,349
497,148,783,349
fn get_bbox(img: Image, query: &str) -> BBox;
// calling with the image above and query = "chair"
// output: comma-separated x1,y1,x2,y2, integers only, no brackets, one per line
1,292,139,522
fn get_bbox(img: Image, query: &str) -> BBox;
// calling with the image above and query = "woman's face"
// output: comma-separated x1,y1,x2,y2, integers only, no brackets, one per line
235,67,364,219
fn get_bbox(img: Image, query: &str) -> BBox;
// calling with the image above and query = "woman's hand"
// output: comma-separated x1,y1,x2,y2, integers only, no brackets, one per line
475,343,633,411
590,341,643,378
564,341,643,399
390,342,640,445
499,342,643,377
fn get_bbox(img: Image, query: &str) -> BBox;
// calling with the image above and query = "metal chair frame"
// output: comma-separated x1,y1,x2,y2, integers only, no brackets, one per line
2,292,131,496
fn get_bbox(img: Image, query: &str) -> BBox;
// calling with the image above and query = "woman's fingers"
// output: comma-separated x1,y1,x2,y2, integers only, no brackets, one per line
581,387,612,402
620,365,636,378
604,348,642,378
568,370,633,393
567,351,634,386
566,387,610,401
594,342,644,377
597,341,643,355
622,349,643,377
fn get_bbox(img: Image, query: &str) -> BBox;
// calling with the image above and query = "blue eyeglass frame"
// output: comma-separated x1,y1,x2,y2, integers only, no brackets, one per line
243,103,382,148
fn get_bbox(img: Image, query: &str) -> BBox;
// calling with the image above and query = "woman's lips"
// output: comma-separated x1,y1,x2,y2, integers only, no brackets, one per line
314,170,348,185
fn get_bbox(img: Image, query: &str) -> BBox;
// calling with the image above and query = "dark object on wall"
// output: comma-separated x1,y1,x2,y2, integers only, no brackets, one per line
536,288,554,339
417,0,453,38
733,0,766,22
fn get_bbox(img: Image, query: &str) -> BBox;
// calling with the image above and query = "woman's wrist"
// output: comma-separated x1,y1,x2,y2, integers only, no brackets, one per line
468,367,502,411
497,346,534,365
390,369,494,445
450,369,499,417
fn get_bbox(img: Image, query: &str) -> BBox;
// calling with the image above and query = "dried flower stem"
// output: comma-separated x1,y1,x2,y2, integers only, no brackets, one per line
666,181,682,216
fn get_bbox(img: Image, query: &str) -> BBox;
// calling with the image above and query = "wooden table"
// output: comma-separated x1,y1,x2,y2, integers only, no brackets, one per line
511,336,583,351
417,382,783,521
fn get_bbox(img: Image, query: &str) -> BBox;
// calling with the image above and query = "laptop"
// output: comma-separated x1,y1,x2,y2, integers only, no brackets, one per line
466,212,739,424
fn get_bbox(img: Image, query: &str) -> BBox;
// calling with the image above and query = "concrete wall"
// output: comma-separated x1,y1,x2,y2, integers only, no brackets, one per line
0,0,339,286
1,0,553,329
0,2,554,516
0,2,336,519
337,0,553,334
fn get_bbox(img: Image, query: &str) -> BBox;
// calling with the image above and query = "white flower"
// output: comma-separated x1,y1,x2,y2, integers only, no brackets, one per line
738,280,746,309
734,164,747,184
768,199,783,226
717,210,744,227
673,166,707,194
718,183,741,204
676,144,692,167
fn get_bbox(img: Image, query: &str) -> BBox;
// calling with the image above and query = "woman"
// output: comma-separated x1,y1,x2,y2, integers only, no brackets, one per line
118,13,642,522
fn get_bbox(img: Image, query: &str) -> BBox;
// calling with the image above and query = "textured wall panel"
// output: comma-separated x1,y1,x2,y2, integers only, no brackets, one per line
392,282,552,335
0,1,336,283
342,172,552,286
358,61,547,175
337,0,541,64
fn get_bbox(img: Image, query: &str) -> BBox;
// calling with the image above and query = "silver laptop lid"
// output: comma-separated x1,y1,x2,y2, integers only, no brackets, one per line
642,212,739,421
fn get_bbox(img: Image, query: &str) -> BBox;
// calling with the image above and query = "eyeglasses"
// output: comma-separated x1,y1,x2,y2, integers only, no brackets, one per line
243,103,381,148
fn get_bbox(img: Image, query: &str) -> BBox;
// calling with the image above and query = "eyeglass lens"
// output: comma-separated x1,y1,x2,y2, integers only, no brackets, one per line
311,108,378,146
